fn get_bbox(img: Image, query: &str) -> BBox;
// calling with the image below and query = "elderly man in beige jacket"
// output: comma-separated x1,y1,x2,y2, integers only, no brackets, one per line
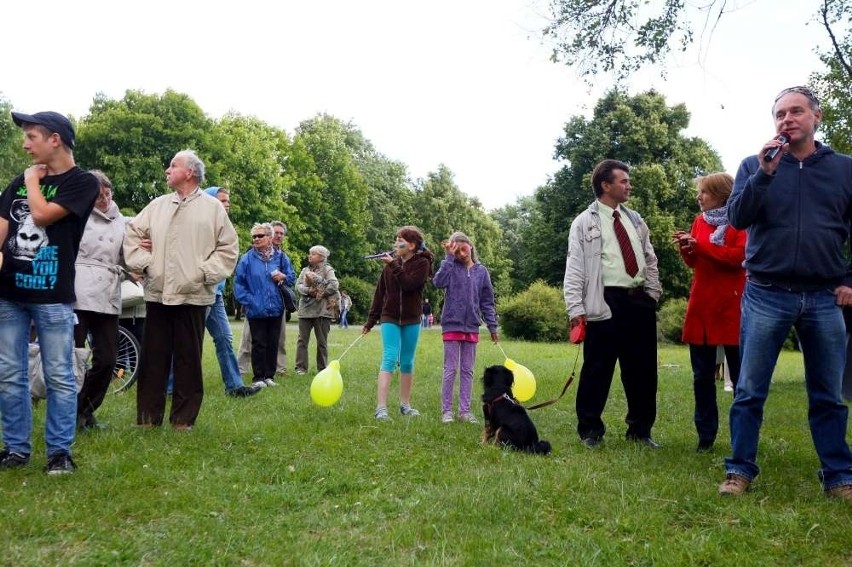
124,150,238,430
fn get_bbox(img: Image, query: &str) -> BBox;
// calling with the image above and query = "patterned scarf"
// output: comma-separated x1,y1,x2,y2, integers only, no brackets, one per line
702,205,729,246
257,243,274,262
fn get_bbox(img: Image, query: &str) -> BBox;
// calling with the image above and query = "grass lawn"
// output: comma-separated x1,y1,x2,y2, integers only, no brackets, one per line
2,323,850,566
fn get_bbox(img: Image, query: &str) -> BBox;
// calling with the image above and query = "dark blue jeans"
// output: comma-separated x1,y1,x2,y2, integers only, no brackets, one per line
689,344,740,444
725,281,852,489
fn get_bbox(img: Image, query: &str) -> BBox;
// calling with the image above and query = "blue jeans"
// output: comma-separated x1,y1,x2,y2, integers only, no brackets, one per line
205,295,244,392
0,300,76,457
338,309,349,328
726,281,852,489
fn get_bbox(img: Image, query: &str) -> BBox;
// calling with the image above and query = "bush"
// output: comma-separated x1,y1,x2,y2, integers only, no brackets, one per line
498,280,568,342
337,276,376,326
657,297,686,344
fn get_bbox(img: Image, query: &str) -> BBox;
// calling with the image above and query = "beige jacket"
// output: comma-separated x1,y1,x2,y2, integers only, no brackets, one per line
123,189,239,306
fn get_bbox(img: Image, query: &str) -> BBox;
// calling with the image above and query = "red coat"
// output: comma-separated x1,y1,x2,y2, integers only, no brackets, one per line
680,214,746,345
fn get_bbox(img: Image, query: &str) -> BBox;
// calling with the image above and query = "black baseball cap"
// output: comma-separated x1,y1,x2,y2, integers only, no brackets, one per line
11,111,76,149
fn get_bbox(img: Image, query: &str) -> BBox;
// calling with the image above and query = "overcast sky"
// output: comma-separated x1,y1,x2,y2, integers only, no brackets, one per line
1,0,831,209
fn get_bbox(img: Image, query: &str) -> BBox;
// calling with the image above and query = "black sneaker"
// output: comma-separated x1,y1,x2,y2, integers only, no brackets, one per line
44,453,77,475
227,385,261,398
0,449,30,469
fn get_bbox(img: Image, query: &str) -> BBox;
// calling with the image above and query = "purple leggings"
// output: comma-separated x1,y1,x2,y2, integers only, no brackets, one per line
442,340,477,414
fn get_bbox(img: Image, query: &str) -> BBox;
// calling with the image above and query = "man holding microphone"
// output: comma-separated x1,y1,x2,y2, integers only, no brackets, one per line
722,86,852,501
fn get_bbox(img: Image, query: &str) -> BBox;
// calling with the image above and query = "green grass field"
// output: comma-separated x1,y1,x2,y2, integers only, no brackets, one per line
2,323,850,566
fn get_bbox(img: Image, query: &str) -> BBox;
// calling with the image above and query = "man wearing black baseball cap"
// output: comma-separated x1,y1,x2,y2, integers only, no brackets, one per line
11,111,76,150
0,111,98,475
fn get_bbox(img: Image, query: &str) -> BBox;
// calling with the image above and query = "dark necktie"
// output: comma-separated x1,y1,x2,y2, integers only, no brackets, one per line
612,210,639,277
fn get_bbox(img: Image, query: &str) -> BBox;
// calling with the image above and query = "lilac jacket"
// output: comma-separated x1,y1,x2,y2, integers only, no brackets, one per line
432,254,498,334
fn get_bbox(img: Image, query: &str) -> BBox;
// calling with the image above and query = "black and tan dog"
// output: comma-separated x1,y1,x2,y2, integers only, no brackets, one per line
481,365,551,455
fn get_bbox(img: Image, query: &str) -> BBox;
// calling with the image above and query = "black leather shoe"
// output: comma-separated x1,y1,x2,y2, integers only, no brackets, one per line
227,385,261,398
696,440,714,453
582,436,602,448
627,435,661,449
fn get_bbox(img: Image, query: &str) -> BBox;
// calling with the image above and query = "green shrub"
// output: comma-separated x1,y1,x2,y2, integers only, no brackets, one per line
498,280,569,342
657,297,687,344
337,276,376,325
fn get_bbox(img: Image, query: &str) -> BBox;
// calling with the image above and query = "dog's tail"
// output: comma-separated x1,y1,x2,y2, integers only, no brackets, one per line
526,440,552,455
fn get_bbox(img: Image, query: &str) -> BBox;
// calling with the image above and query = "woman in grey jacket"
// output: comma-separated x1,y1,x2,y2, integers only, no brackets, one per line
73,171,126,430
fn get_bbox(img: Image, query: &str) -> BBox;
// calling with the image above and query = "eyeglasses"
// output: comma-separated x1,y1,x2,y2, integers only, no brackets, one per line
274,232,285,237
774,86,820,108
251,234,267,240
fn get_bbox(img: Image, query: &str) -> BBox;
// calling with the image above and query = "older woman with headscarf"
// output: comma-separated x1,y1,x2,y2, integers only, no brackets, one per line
294,245,339,375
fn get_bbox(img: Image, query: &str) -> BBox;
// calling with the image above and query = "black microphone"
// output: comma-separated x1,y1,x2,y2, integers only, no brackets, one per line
763,131,791,162
363,251,394,260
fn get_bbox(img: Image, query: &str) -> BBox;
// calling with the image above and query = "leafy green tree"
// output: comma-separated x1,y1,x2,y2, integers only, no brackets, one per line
208,112,298,256
0,95,29,184
811,0,852,154
491,195,537,292
543,0,852,90
75,90,216,214
289,115,371,277
413,165,512,297
357,155,416,283
523,90,723,301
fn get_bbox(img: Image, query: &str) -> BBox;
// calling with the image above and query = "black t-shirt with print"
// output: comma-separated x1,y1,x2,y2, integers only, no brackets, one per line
0,167,99,304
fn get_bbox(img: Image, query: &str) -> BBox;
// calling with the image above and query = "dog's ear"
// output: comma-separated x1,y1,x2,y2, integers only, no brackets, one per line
483,366,495,388
501,367,514,388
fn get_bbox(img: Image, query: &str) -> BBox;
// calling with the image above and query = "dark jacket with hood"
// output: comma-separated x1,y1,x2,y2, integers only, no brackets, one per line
365,253,432,329
728,142,852,290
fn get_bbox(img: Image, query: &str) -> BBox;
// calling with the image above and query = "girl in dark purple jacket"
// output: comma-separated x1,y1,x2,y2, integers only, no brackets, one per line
432,232,498,423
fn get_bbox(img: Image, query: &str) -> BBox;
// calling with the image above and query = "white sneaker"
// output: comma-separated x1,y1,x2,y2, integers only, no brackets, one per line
375,407,391,421
724,384,734,392
441,411,454,423
252,380,267,389
264,378,279,387
458,413,479,424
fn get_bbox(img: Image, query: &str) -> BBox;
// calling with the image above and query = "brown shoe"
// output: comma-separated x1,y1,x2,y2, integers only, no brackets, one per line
825,484,852,501
719,473,750,496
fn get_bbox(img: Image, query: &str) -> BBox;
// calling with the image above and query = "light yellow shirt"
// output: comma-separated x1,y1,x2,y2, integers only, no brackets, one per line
597,201,646,288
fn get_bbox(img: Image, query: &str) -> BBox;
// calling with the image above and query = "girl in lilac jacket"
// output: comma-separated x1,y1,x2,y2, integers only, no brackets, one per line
432,232,498,423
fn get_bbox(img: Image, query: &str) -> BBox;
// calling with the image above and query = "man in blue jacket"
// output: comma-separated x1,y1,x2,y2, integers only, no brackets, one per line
722,86,852,501
203,187,260,398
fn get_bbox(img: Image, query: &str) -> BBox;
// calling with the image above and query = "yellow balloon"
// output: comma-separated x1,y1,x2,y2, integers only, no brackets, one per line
504,358,536,402
310,360,344,407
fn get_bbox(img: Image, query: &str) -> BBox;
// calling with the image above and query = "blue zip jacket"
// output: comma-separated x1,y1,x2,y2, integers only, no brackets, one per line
728,143,852,289
234,248,295,318
432,254,498,334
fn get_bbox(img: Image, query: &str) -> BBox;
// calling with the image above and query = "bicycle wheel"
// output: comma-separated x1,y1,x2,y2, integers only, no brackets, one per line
112,325,141,394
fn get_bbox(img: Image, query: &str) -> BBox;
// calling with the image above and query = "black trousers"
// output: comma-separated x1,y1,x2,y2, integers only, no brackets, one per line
74,310,119,422
137,302,206,427
248,316,282,380
689,343,740,444
575,288,658,440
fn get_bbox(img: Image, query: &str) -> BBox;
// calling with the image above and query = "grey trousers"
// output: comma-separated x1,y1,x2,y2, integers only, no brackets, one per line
295,317,331,373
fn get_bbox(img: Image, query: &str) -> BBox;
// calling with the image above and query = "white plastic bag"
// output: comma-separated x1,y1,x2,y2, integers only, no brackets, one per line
28,343,89,400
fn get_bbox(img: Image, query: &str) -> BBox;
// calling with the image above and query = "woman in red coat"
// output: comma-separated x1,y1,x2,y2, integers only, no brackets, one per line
673,172,746,453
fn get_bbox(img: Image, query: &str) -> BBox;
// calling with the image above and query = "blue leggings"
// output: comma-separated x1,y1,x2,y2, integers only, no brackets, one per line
380,322,421,373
